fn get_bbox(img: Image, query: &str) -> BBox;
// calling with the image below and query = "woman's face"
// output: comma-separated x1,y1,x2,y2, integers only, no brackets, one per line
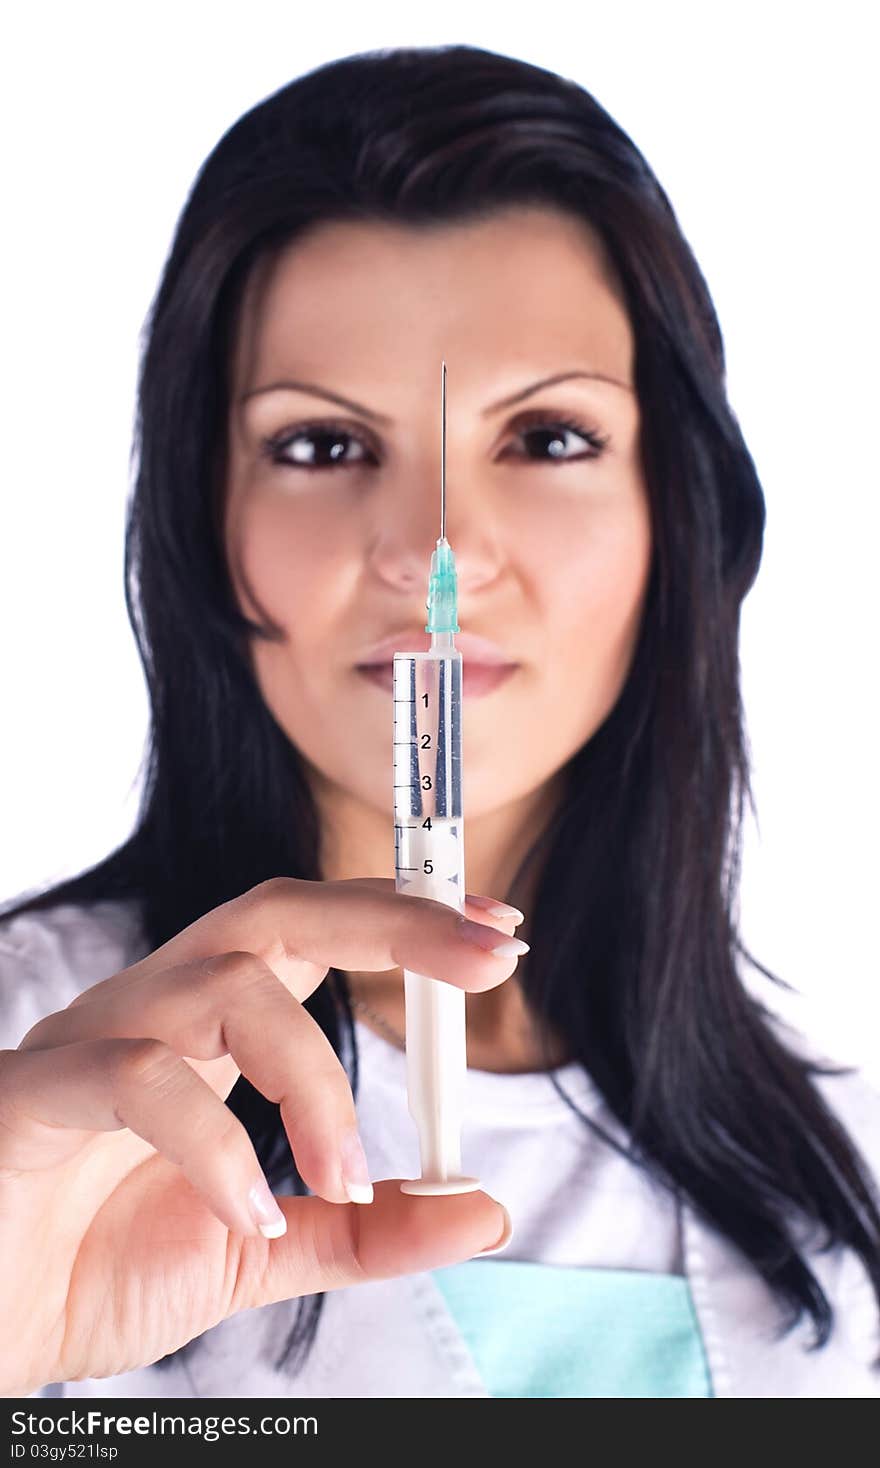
225,205,651,845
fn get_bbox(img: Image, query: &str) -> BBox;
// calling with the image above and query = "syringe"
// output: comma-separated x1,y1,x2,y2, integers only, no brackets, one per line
395,361,481,1198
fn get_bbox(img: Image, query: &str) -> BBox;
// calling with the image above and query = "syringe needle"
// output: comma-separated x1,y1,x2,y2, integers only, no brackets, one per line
441,358,446,542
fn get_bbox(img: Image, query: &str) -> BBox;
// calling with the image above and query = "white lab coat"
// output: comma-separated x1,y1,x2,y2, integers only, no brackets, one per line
1,899,878,1399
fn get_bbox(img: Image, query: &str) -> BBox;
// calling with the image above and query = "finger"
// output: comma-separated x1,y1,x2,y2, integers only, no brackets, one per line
116,877,530,1003
357,878,526,929
19,952,366,1204
0,1039,287,1239
461,892,525,928
236,1178,513,1312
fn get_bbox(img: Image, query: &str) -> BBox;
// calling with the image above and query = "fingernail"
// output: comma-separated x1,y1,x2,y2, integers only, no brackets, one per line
457,918,530,958
248,1177,287,1239
465,894,525,925
340,1126,374,1204
476,1203,514,1257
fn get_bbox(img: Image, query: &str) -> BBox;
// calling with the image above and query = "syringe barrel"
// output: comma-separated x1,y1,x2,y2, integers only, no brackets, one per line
393,641,462,831
393,645,467,1185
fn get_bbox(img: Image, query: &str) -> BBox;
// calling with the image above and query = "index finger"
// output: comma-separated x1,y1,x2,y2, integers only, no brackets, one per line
117,877,529,1005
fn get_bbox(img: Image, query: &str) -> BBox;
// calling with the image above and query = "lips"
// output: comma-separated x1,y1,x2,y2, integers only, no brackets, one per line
355,629,519,699
356,630,516,667
356,661,518,698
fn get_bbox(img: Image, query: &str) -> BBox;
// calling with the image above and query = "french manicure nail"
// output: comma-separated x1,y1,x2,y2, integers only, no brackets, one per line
341,1126,374,1204
248,1177,287,1239
476,1204,514,1257
457,917,530,958
465,894,526,925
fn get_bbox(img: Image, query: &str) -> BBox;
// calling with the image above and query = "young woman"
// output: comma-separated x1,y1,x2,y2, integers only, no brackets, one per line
1,44,878,1400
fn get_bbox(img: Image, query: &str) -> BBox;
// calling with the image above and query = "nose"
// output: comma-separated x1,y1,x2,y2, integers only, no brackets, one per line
363,459,504,600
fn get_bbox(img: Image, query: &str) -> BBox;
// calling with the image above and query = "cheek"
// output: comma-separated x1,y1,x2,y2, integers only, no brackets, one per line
531,486,652,721
229,493,336,630
226,493,356,745
558,500,650,637
229,489,369,709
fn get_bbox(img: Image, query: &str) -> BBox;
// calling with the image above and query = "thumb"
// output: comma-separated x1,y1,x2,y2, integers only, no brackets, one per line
235,1179,511,1312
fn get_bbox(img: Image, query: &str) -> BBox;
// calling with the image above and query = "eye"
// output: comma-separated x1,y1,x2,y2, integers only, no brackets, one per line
502,409,610,464
261,419,377,472
260,408,610,475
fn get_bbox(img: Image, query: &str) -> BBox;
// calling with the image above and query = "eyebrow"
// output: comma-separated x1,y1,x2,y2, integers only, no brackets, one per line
238,368,634,424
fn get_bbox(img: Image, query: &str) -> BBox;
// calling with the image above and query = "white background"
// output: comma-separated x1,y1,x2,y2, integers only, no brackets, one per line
2,3,877,1078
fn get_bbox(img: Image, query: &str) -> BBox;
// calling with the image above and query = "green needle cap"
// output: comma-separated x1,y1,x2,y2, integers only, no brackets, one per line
425,537,460,634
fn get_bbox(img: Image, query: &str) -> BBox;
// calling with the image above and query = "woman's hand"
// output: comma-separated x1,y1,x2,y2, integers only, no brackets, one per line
0,877,523,1395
